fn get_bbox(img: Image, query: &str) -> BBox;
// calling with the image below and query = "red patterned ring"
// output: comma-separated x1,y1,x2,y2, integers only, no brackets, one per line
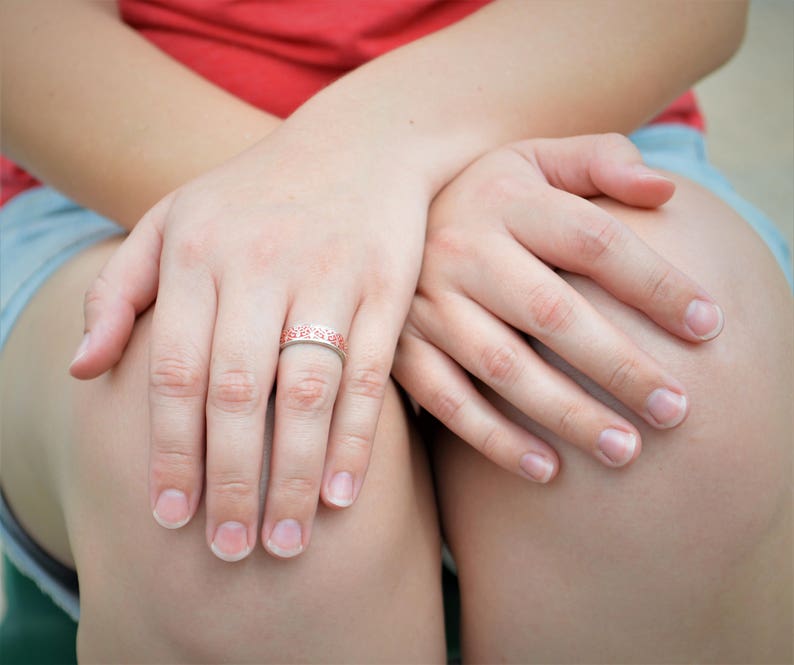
279,323,348,362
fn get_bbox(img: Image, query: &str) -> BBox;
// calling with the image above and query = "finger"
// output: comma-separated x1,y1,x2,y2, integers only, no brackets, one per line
320,299,401,509
412,292,642,468
70,192,174,379
461,235,689,430
204,275,283,562
148,237,216,531
392,322,559,482
264,308,352,559
503,187,724,342
511,133,675,208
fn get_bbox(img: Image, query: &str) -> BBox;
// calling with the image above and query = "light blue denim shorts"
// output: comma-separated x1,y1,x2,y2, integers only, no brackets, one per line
0,123,791,623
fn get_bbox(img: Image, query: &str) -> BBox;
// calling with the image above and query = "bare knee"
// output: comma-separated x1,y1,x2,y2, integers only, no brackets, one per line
68,311,443,663
434,178,792,661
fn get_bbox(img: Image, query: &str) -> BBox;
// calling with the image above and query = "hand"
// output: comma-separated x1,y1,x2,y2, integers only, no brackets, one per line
392,133,724,482
69,130,429,560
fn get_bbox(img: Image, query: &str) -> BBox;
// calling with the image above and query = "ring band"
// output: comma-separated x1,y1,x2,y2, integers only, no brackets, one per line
279,323,348,362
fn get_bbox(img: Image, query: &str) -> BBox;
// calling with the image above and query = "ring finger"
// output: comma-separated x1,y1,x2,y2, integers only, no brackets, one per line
263,302,353,558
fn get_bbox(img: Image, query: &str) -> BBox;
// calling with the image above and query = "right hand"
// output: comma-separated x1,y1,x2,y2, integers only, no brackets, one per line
69,128,430,561
393,134,724,481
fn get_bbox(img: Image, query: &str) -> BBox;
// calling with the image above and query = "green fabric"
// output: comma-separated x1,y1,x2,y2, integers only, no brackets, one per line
0,555,77,665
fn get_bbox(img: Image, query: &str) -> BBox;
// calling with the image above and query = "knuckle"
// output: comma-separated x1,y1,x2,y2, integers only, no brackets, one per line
571,215,622,264
150,354,206,399
425,226,468,261
173,231,211,270
606,355,642,393
596,132,630,152
478,425,505,460
480,343,521,386
83,274,111,310
209,472,258,506
273,475,320,501
477,174,529,206
527,286,576,336
283,369,336,415
347,364,388,401
208,368,261,415
429,387,467,425
557,401,583,438
643,263,675,302
150,446,201,485
335,430,372,457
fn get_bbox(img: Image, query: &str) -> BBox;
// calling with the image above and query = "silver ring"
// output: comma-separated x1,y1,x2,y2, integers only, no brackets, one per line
279,323,348,362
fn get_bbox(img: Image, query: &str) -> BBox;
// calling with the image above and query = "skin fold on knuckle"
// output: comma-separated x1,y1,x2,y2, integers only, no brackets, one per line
346,364,388,401
150,354,206,400
570,214,623,266
208,472,258,507
526,285,577,336
605,355,642,394
271,475,320,505
643,261,676,304
282,367,336,416
334,430,372,458
556,400,584,440
428,386,467,426
479,342,521,388
150,446,202,488
208,368,262,415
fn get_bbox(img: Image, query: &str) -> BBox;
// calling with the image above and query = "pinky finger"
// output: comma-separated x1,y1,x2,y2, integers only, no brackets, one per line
393,329,559,483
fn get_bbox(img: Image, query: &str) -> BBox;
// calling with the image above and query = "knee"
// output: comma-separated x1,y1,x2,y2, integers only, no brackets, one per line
69,312,442,662
530,180,793,573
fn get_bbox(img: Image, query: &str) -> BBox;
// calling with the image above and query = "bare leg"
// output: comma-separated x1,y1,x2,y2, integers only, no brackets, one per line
0,237,445,663
432,175,793,664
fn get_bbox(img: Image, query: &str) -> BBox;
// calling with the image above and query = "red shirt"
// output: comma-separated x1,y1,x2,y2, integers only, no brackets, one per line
0,0,703,205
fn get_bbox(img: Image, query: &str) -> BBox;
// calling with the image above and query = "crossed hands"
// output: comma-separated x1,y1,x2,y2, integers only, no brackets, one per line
70,133,723,561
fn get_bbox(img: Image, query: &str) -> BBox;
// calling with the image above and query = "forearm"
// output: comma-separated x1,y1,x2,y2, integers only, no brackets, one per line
283,0,747,195
0,0,279,228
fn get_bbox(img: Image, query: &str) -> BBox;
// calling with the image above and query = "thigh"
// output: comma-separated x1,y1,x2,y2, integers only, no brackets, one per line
0,237,445,663
433,175,793,664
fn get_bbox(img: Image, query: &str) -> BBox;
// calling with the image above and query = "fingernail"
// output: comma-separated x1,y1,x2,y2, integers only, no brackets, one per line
633,164,672,183
211,521,252,562
327,471,354,507
266,519,303,558
69,333,91,368
597,429,637,467
153,489,191,529
685,299,724,340
646,388,688,428
519,453,554,483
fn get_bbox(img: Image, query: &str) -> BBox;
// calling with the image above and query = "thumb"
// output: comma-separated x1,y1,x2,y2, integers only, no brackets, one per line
69,192,173,379
514,133,676,208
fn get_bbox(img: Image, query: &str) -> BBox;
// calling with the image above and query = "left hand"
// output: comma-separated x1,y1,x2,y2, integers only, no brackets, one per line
393,134,724,481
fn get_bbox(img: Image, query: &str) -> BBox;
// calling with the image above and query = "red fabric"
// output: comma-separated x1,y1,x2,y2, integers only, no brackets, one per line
1,0,704,205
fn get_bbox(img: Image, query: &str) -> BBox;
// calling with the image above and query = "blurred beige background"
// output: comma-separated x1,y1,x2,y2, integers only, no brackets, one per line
696,0,794,251
0,0,792,624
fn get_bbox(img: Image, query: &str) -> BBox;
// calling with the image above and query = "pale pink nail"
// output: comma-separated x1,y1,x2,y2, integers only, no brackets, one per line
597,429,637,467
153,489,191,529
266,519,303,558
519,453,554,483
685,299,724,340
633,164,673,183
69,333,91,368
211,521,251,562
646,388,688,428
327,472,354,507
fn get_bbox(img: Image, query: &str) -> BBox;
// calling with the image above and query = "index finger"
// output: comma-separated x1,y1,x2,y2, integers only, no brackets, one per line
504,187,724,343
